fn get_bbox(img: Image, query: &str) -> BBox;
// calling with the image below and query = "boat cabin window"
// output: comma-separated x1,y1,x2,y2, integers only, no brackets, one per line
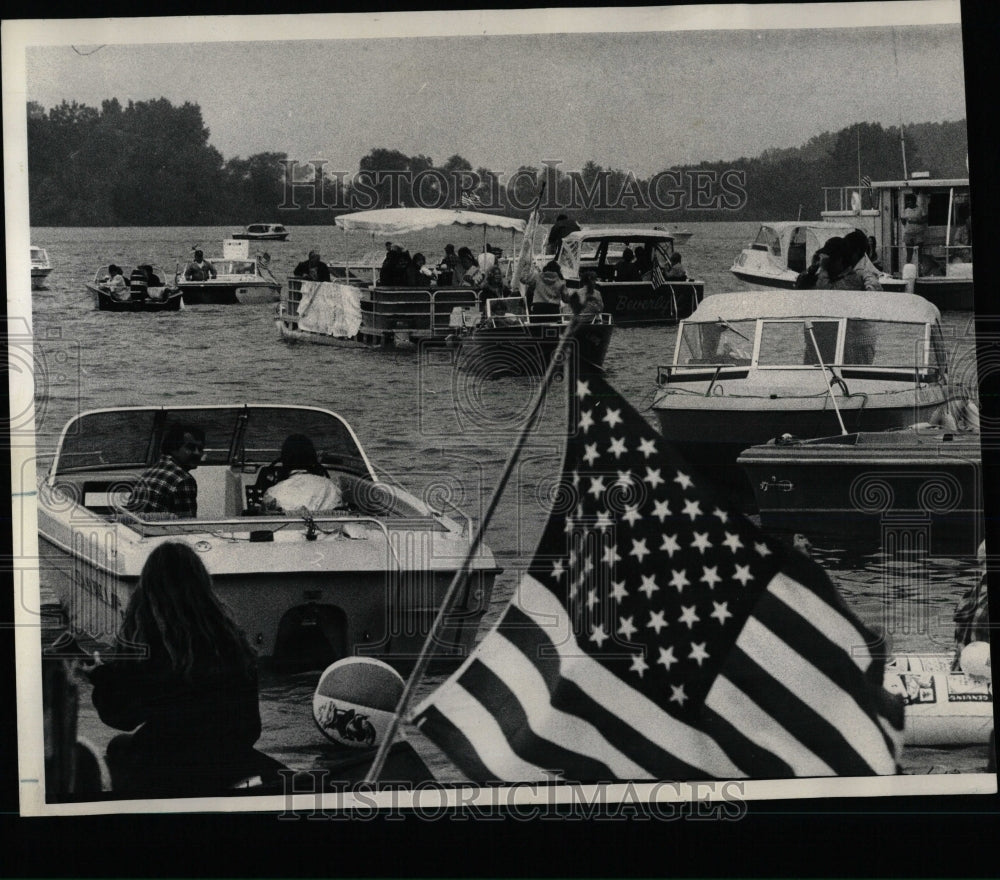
787,227,808,273
215,260,256,275
757,320,839,367
677,319,756,365
751,227,781,255
843,319,932,368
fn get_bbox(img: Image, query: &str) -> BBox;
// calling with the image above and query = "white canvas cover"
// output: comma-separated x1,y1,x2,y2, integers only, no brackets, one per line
297,281,364,338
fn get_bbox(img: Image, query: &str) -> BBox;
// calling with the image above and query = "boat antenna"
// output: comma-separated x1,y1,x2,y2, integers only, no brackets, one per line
805,321,848,435
891,28,908,179
364,309,574,784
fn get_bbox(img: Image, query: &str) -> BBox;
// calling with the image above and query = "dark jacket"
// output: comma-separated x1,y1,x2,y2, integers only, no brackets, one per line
293,259,332,282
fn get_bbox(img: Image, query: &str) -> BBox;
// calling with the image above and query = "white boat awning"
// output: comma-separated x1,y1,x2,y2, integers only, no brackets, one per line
334,208,526,235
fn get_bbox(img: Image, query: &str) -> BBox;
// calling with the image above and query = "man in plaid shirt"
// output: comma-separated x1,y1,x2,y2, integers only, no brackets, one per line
124,423,205,519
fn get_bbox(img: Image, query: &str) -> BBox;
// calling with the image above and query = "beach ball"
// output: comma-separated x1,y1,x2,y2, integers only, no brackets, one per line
312,657,405,748
959,641,992,682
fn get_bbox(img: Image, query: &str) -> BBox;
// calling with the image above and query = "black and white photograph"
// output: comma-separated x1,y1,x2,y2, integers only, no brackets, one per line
4,0,997,825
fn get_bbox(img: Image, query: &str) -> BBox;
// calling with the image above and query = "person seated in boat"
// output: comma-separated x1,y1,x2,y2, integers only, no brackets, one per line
294,250,332,283
379,245,411,286
436,244,460,285
664,252,688,281
918,253,945,278
85,542,264,797
123,423,205,519
403,252,434,287
184,249,217,281
634,245,652,276
866,236,884,271
561,269,604,323
614,247,642,282
525,260,567,320
457,247,485,287
106,264,130,301
128,264,156,300
844,230,882,291
796,237,865,291
257,434,345,514
478,265,510,307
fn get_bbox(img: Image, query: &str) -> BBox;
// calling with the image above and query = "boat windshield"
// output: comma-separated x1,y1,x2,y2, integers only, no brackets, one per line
677,319,756,364
214,260,257,276
53,407,368,476
751,227,781,255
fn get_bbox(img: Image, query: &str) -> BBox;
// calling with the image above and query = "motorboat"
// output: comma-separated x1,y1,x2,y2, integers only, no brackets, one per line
553,227,704,325
175,241,281,305
822,177,973,310
279,208,526,349
84,265,184,312
737,422,982,555
231,223,290,241
450,295,614,379
651,290,965,503
31,245,52,289
730,221,907,291
36,405,501,669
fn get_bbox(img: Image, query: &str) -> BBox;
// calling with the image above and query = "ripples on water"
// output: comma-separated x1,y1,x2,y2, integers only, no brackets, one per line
26,223,988,779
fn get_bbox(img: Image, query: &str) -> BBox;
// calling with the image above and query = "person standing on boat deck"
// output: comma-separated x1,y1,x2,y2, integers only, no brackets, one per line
902,192,928,264
525,260,567,319
545,214,580,255
664,252,688,281
184,249,217,281
405,253,432,287
457,247,485,287
124,423,205,519
795,237,864,291
258,434,344,514
562,269,604,322
85,542,263,796
294,250,332,282
844,230,883,291
437,244,460,285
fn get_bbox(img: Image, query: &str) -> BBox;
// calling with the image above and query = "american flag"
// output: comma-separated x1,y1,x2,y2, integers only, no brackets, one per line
460,192,484,209
861,175,872,188
413,374,902,781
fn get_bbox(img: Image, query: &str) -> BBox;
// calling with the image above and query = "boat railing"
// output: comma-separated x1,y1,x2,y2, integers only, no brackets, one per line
657,362,941,384
883,243,973,278
822,185,878,213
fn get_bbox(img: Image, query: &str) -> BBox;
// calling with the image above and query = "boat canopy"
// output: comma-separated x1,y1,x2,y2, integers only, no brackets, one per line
334,207,526,235
557,227,677,277
750,222,861,268
869,178,969,190
687,290,942,324
49,405,373,479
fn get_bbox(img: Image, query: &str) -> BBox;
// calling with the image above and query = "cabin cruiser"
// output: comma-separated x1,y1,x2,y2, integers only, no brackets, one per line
553,227,703,325
651,290,964,503
31,245,52,289
231,223,290,241
730,221,906,291
822,177,973,310
36,405,500,669
85,265,184,312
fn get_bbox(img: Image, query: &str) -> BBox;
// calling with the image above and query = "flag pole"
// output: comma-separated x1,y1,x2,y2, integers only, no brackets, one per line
366,241,567,784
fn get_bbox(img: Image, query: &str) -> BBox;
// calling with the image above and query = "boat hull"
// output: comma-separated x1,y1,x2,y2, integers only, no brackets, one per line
737,427,982,554
913,277,975,312
231,233,290,241
591,280,703,326
88,284,184,312
179,281,281,305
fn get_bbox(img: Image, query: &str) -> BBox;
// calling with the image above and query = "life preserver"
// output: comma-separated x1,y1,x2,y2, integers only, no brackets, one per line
884,651,993,746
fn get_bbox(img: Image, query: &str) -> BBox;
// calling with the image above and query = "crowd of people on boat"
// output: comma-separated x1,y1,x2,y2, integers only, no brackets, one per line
794,231,885,291
99,263,170,302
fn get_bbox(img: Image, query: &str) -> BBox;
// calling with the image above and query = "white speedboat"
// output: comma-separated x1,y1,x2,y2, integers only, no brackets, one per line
36,404,500,669
652,290,964,501
231,223,290,241
730,221,906,291
175,253,281,305
31,245,52,289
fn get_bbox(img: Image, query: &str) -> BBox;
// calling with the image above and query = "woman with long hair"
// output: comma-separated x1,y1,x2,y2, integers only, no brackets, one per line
87,542,263,796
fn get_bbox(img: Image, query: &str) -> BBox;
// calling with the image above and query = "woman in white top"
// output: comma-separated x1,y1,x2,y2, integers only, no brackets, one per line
259,434,344,514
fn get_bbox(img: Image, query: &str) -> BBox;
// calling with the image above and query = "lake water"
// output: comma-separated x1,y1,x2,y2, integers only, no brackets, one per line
25,221,989,781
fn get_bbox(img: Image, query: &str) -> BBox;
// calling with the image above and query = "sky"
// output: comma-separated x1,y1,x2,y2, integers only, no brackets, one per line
12,2,968,180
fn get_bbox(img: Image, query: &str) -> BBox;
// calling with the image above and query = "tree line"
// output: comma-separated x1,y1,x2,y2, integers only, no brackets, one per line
27,98,968,226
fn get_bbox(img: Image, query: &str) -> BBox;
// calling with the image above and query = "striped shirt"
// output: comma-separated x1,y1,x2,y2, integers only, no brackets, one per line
125,455,198,518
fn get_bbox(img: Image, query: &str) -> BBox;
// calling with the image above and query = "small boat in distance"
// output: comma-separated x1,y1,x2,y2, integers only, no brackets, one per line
175,240,281,305
730,221,906,291
231,223,290,241
651,290,965,504
85,265,184,312
36,404,501,670
31,245,52,289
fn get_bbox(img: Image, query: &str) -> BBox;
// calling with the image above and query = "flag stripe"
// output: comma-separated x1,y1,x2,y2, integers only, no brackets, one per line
705,678,835,776
414,704,497,783
512,577,745,778
751,587,901,761
697,705,797,779
459,658,616,781
767,573,873,672
421,682,551,781
501,605,710,780
738,616,895,773
721,642,880,776
473,632,652,779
